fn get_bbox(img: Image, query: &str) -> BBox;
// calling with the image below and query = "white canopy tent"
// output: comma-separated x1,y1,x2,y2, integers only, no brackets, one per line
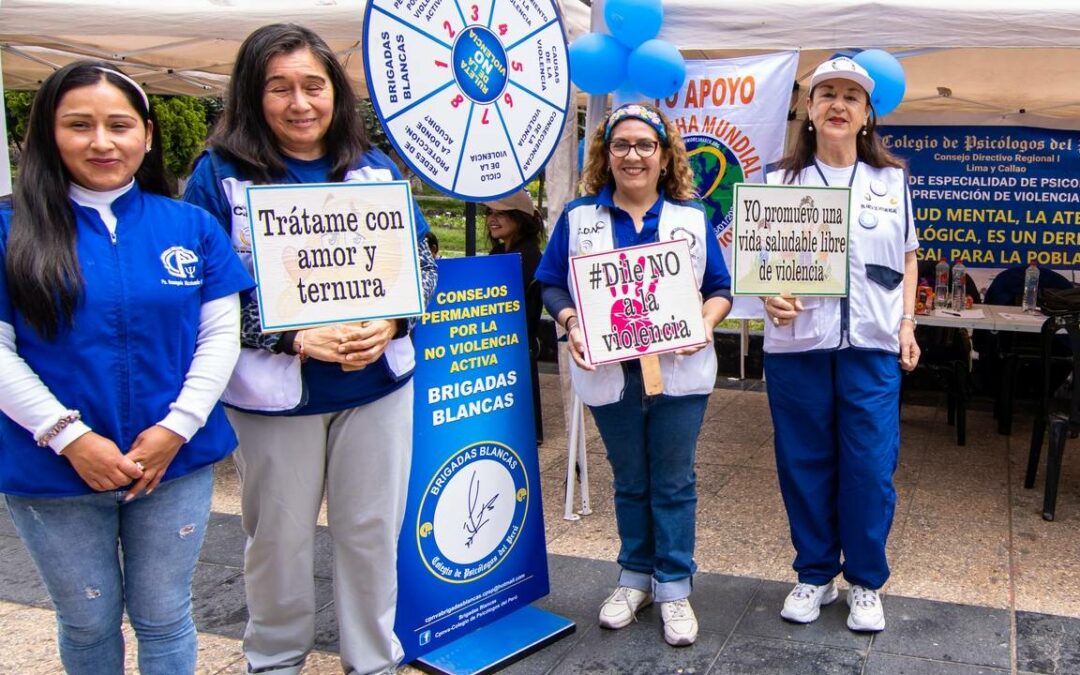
4,0,1080,123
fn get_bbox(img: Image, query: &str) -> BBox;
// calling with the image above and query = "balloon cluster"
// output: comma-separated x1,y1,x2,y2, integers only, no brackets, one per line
567,0,685,101
852,49,906,117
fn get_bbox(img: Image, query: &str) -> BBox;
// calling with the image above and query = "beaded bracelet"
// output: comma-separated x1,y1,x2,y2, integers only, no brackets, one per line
37,410,81,448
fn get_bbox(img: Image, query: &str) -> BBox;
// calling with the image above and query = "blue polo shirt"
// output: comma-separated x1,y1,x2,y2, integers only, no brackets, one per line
0,185,254,497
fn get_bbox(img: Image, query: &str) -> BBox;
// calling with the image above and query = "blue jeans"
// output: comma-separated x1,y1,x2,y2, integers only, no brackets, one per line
5,465,213,675
588,365,708,602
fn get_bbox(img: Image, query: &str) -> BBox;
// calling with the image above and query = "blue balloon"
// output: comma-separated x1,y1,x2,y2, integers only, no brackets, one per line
568,32,629,94
604,0,663,49
853,49,906,117
627,40,685,100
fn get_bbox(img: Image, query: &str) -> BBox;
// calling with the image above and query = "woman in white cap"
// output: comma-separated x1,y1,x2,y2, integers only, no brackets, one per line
762,56,920,633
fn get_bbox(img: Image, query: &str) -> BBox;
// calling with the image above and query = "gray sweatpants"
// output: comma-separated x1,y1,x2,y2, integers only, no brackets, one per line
228,380,413,675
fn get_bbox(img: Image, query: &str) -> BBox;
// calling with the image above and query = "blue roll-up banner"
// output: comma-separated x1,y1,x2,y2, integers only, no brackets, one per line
881,125,1080,270
396,255,549,662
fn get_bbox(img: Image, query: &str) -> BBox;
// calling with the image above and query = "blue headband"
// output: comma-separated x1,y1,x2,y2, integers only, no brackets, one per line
603,104,668,143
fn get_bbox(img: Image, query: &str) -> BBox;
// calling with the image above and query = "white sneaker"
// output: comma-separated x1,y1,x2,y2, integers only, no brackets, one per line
598,586,653,629
780,580,839,623
846,585,885,632
660,598,698,646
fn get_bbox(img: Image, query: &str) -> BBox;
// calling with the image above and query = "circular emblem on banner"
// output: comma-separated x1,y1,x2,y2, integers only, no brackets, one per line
684,135,746,240
452,26,509,104
363,0,570,200
417,441,529,584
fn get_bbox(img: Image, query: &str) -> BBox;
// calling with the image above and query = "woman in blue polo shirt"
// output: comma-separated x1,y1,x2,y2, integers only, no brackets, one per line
183,24,437,675
535,103,731,647
0,62,252,674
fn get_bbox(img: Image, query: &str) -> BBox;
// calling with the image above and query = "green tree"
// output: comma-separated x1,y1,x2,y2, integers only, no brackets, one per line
4,90,34,147
150,94,208,179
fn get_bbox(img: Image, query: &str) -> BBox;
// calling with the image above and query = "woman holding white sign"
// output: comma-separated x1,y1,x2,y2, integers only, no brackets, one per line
183,24,437,675
0,61,252,673
761,56,920,633
535,103,731,647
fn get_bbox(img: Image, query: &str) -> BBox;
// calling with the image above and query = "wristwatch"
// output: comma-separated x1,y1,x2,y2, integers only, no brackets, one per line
900,313,917,327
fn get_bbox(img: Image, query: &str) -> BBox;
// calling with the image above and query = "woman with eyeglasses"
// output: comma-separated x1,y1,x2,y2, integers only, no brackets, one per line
535,102,731,647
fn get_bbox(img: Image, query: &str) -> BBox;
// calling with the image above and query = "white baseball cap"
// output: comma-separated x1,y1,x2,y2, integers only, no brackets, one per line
809,57,875,96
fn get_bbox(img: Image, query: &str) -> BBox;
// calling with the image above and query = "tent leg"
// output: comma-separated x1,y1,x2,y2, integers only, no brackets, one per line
740,319,749,380
563,391,582,521
574,396,591,515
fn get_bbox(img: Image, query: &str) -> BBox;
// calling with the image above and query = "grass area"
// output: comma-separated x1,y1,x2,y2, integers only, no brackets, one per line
417,195,475,258
718,319,766,332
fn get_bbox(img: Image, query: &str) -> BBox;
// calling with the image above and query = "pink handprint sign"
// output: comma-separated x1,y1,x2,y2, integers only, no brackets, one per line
608,252,660,354
569,240,708,366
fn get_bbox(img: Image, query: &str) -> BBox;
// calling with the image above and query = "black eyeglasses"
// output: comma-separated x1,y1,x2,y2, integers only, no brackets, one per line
607,139,659,158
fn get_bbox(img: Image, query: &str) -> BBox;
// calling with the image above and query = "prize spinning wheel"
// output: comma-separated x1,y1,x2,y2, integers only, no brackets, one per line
363,0,571,200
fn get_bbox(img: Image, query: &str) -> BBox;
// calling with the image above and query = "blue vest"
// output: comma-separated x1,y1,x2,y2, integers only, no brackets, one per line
0,185,253,496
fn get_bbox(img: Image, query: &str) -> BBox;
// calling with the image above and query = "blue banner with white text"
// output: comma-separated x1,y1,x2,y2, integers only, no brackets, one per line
395,255,549,661
881,125,1080,270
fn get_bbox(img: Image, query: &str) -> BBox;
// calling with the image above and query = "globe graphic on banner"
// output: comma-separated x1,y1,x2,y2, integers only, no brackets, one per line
685,134,744,240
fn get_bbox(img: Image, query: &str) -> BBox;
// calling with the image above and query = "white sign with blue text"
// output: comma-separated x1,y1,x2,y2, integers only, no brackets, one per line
362,0,570,200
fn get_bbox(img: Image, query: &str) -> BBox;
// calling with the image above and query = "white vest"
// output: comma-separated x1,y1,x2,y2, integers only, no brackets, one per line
565,198,718,406
763,163,916,354
218,165,415,412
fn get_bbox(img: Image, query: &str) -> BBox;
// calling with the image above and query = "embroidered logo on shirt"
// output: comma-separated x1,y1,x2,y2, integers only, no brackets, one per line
161,246,199,278
160,246,202,287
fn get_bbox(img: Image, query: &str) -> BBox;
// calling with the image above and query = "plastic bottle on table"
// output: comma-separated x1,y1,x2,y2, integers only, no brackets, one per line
934,258,950,310
951,260,967,312
1022,262,1039,313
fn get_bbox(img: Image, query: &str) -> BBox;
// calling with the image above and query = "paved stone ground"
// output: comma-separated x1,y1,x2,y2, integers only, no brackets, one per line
2,371,1079,674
